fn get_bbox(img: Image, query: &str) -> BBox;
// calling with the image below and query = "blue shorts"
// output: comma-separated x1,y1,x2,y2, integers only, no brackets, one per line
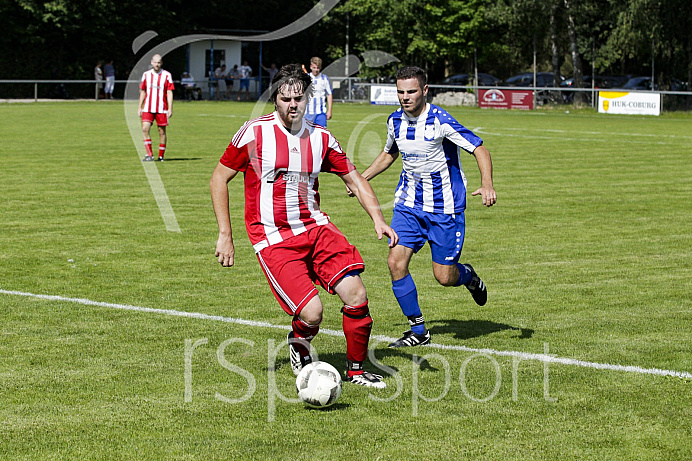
240,79,250,90
304,112,327,127
390,206,465,265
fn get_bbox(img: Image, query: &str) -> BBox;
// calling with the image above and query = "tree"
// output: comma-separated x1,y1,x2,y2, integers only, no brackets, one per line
607,0,692,86
336,0,488,80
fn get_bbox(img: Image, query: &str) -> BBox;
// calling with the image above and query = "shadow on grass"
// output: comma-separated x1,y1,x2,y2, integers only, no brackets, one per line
429,319,534,340
157,157,203,161
272,319,533,379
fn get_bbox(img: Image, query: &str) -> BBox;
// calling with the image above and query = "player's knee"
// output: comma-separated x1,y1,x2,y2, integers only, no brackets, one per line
434,267,457,286
299,299,323,326
349,282,367,306
388,254,408,279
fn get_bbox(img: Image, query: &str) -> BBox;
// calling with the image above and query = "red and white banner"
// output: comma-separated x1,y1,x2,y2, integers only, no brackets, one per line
478,89,534,110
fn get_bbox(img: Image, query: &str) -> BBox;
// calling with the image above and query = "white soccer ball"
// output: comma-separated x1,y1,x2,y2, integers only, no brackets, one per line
295,361,342,408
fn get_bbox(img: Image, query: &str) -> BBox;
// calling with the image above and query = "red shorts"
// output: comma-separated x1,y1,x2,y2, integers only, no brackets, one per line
256,223,364,316
141,112,168,126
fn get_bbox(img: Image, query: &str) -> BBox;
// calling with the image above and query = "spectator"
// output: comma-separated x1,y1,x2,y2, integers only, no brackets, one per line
181,72,202,100
237,60,252,100
261,62,279,90
214,64,228,100
94,60,103,99
103,59,115,99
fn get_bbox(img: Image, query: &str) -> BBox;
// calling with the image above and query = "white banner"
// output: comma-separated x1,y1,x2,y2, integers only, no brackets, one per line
370,85,399,105
598,91,661,116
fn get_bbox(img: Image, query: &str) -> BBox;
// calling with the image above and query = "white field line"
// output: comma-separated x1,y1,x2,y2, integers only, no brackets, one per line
472,127,692,146
2,288,690,380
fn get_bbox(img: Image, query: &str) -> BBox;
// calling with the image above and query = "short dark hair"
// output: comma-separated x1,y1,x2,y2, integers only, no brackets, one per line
396,66,427,89
270,64,313,104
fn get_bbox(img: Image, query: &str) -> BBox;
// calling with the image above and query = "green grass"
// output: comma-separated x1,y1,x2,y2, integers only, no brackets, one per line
1,100,691,460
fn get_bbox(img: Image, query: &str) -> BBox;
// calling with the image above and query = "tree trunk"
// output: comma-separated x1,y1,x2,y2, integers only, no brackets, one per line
550,0,561,88
564,0,584,104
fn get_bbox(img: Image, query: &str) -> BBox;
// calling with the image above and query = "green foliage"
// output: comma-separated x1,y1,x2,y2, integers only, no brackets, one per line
606,0,692,81
0,1,690,94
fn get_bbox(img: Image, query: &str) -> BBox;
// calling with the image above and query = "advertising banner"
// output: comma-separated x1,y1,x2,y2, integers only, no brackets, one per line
598,91,661,116
478,89,534,110
370,85,399,105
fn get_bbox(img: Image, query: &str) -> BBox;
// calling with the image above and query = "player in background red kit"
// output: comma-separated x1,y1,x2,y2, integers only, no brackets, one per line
210,64,398,388
138,54,175,162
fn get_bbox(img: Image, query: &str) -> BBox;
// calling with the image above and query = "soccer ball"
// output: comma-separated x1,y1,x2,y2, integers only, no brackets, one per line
295,361,342,408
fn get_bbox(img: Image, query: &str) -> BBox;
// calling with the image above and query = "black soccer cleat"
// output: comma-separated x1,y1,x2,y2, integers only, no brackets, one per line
157,156,164,162
463,264,487,306
388,329,431,348
142,155,154,162
346,371,386,388
287,331,313,376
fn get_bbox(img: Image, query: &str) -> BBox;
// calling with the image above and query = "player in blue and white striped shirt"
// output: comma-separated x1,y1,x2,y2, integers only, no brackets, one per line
355,66,497,348
305,57,333,127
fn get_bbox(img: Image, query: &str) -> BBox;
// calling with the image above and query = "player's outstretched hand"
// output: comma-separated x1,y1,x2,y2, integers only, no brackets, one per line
471,185,497,207
215,234,235,267
375,222,399,248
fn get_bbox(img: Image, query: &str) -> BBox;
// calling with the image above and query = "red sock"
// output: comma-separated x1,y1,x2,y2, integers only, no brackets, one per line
143,139,153,157
158,144,166,159
292,316,320,358
342,301,372,376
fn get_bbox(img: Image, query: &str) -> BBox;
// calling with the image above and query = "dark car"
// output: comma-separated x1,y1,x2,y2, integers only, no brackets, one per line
621,76,658,91
505,72,563,87
439,73,500,87
670,78,687,91
560,75,627,89
431,73,500,94
560,75,628,103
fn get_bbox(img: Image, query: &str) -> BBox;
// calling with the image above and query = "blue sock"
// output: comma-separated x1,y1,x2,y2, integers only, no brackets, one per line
392,274,426,334
455,263,473,286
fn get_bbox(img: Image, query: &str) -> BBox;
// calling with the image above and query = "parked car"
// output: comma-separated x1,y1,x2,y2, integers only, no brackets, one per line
670,78,687,91
560,75,627,89
439,73,501,87
504,72,563,87
620,76,658,91
559,75,628,103
430,73,500,95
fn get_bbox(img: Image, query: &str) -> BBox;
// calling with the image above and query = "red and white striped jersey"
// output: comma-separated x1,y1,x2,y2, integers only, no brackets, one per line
220,112,356,252
139,69,175,113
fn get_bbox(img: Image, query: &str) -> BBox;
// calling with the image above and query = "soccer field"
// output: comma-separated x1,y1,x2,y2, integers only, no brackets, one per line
1,100,690,460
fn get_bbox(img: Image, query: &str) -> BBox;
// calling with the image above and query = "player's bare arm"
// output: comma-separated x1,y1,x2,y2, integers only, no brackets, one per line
326,94,333,120
210,162,240,266
346,150,399,196
341,169,399,248
166,90,173,118
470,145,497,207
363,150,399,180
138,88,146,117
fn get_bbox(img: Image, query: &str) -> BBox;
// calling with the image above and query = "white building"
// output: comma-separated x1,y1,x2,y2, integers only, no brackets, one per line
186,39,260,98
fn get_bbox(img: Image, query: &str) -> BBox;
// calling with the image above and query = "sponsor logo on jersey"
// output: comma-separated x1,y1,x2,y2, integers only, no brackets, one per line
282,172,311,184
401,151,428,160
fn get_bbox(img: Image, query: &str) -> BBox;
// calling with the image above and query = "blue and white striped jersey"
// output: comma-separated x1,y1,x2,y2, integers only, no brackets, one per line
307,73,332,115
384,103,483,214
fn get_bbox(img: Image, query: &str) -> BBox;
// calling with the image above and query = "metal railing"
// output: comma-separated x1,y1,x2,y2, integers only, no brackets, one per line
1,78,690,111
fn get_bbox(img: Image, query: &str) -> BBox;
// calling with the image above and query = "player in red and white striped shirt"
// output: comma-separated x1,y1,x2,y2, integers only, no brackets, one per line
210,64,398,388
138,54,175,162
